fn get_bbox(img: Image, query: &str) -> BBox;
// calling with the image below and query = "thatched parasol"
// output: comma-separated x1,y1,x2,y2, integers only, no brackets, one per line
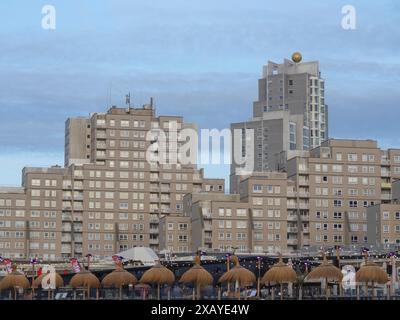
261,254,297,300
0,269,30,300
305,253,343,299
102,267,137,300
70,270,100,299
180,256,213,300
140,261,175,300
218,255,256,300
356,253,388,298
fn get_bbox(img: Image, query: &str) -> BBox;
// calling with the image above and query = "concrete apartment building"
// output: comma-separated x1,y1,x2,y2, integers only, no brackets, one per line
367,180,400,246
287,139,400,249
180,172,289,254
231,55,328,193
0,104,224,260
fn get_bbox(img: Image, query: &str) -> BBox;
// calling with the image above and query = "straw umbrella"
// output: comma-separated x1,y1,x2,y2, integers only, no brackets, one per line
140,261,175,300
218,255,256,300
0,267,30,300
32,271,64,299
70,270,100,299
180,256,213,300
261,254,297,300
305,253,343,300
102,267,137,300
356,253,388,299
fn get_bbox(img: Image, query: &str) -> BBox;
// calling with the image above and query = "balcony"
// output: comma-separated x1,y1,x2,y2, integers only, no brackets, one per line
150,197,159,202
203,213,212,219
381,182,392,189
62,214,72,221
287,203,297,209
149,238,159,245
61,246,72,254
302,239,310,246
287,227,298,233
300,215,310,221
161,209,171,214
160,197,171,203
149,217,159,223
63,183,72,190
150,208,159,214
74,247,83,253
287,191,297,197
381,171,391,177
287,239,298,245
150,186,159,192
298,192,310,198
381,194,391,201
74,237,83,242
298,179,309,186
299,203,309,210
287,214,298,221
204,224,212,231
62,205,72,210
149,228,159,234
204,237,212,243
302,228,310,233
61,236,72,242
381,159,390,165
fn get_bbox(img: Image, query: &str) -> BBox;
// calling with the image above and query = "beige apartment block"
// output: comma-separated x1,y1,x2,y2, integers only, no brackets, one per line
286,139,400,249
0,104,224,261
367,203,400,246
159,215,191,254
184,172,289,254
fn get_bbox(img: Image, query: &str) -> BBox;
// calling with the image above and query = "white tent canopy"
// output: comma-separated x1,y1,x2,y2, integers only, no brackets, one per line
115,247,159,266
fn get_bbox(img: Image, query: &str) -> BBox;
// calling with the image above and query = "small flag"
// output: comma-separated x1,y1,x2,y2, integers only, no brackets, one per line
30,257,38,265
112,255,124,267
70,258,81,273
3,259,13,273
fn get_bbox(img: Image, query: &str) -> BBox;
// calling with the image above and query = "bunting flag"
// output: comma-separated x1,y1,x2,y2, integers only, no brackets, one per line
3,258,13,273
70,258,81,273
112,255,124,267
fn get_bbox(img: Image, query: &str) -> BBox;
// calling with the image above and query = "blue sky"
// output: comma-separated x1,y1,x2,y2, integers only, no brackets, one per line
0,0,399,186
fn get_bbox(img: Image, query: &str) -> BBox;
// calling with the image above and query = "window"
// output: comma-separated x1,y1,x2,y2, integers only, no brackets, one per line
289,122,296,150
382,212,390,220
348,153,358,161
31,179,41,186
120,120,129,127
336,153,342,161
348,177,358,184
237,209,247,217
330,200,340,209
253,185,262,193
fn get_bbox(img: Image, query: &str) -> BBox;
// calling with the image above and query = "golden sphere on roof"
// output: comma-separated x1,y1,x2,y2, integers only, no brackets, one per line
292,52,302,63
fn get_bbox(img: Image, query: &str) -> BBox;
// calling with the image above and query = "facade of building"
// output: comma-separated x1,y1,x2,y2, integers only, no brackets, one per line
182,172,289,254
367,203,400,246
230,56,328,188
0,105,224,260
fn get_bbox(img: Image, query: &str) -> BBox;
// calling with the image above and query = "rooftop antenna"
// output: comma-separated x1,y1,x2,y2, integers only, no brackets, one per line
125,92,131,108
